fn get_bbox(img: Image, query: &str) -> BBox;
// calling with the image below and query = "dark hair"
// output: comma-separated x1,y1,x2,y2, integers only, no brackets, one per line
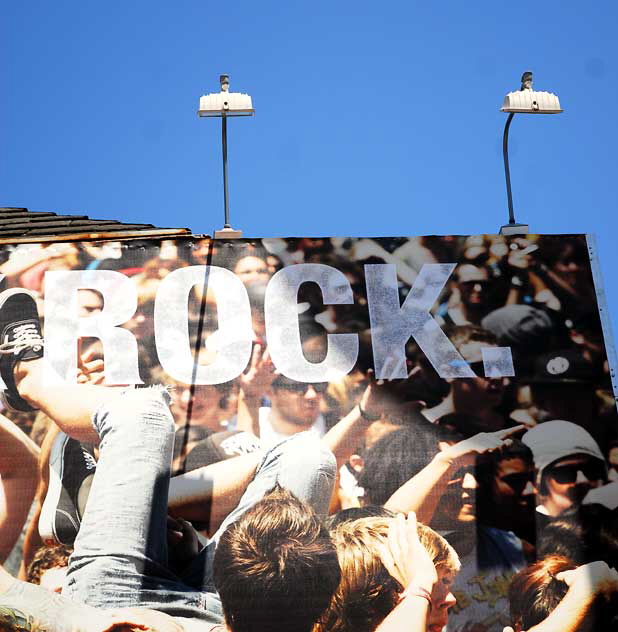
509,555,574,629
213,486,341,632
538,503,618,568
358,422,441,506
474,438,534,527
444,325,498,352
475,439,534,491
509,554,618,631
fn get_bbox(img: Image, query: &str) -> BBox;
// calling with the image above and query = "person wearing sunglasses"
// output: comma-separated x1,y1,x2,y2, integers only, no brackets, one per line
522,420,608,522
436,264,497,327
475,439,538,555
258,376,329,446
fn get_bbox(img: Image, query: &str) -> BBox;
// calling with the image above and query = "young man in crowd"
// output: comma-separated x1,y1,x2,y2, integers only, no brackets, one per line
422,326,509,433
0,289,340,632
522,420,608,525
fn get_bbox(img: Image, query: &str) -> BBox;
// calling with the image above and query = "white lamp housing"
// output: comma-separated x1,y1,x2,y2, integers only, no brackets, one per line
198,90,254,117
500,90,562,114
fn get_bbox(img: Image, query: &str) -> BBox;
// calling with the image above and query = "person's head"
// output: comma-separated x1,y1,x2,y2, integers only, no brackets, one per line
155,342,238,431
77,289,103,318
316,517,460,632
431,465,479,532
523,420,607,517
539,236,591,293
456,264,491,313
445,326,508,419
527,349,599,427
481,305,557,372
270,375,327,428
213,486,340,632
475,440,536,531
26,544,72,593
357,422,441,506
124,298,156,341
508,555,574,631
233,255,270,286
191,238,213,265
537,503,618,569
326,505,396,530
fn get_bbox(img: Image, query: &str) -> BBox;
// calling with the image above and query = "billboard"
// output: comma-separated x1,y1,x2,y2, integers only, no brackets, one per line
0,234,617,632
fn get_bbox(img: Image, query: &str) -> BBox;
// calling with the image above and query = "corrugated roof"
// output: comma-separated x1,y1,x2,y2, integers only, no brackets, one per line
0,207,194,243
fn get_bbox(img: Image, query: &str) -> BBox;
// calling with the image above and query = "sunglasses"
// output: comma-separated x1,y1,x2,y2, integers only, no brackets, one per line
499,472,535,493
459,280,490,290
545,462,606,485
467,361,485,376
272,380,329,394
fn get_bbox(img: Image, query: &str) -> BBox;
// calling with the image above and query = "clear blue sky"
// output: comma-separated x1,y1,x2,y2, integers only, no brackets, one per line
2,1,617,335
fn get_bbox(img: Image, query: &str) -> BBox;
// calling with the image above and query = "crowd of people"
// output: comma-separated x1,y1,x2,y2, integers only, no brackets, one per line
0,233,617,631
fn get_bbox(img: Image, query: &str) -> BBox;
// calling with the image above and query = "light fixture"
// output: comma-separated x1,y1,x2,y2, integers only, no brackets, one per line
499,72,563,235
198,75,255,238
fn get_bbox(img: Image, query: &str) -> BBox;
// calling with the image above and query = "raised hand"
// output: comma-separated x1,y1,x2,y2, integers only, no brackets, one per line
441,425,526,467
378,512,437,592
556,560,618,598
239,343,277,399
359,367,425,421
77,344,106,385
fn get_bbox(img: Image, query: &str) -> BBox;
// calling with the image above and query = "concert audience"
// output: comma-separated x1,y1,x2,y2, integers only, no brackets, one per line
0,234,616,632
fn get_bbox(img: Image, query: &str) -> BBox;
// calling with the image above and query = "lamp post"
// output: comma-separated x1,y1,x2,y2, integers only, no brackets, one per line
499,72,562,235
198,75,255,238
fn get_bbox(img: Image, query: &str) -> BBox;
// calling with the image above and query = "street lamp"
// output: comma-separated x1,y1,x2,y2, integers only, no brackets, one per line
499,72,562,235
198,75,255,238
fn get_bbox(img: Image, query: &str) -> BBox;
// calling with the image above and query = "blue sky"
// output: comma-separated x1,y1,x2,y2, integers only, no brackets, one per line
1,1,617,336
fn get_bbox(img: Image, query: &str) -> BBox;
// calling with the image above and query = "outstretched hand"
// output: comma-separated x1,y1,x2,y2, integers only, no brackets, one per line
441,425,526,467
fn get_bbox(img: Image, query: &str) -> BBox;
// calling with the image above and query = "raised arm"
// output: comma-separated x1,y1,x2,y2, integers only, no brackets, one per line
504,561,618,632
375,512,438,632
0,415,40,563
236,343,276,437
385,426,524,524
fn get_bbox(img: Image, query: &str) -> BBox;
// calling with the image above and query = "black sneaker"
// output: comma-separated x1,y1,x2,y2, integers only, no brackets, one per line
38,432,96,546
0,289,44,412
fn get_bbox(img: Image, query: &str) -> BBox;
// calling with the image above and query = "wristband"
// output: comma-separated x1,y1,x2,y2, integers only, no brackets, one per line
400,584,433,610
358,402,381,422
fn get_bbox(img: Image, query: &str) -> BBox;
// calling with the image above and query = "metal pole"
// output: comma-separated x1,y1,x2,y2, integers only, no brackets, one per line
222,113,231,228
502,112,516,225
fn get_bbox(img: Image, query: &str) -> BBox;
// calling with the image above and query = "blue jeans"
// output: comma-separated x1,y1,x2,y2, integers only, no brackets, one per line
4,387,336,624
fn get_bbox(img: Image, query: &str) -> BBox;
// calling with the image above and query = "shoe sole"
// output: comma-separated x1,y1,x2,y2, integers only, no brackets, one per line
38,432,77,546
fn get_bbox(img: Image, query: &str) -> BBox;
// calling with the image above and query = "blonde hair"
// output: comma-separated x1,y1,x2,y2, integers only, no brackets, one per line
315,517,459,632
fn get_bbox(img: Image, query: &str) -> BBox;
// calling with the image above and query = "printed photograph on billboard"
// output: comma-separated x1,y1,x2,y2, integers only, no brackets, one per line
0,233,617,631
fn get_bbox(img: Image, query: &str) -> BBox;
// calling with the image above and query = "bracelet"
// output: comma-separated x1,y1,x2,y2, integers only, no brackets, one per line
400,584,432,610
358,402,381,422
